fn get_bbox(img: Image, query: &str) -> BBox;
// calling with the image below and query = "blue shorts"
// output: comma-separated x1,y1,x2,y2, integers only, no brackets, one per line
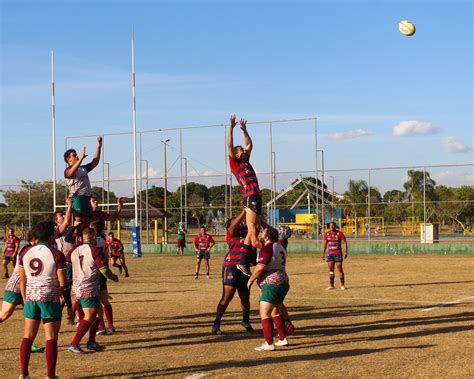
222,265,249,291
326,253,343,262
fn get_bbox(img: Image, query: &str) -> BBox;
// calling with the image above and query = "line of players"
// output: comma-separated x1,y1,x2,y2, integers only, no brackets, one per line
0,137,131,378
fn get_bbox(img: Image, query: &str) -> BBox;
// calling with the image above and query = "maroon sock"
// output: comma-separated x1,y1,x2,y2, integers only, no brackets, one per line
45,339,58,378
261,318,274,345
76,303,85,322
330,272,335,287
70,320,91,346
272,315,286,340
104,304,114,329
20,337,33,375
98,313,105,330
340,275,345,285
88,317,100,343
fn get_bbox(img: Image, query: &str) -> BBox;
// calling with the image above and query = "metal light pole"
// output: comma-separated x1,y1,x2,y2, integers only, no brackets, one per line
314,119,319,241
103,163,110,213
141,159,149,244
317,149,325,232
329,175,336,221
184,157,188,228
161,139,170,243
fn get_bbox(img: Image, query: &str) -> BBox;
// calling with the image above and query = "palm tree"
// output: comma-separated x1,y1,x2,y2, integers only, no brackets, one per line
403,170,436,220
343,179,368,219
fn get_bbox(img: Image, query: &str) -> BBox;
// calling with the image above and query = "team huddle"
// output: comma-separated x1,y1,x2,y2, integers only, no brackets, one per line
1,114,349,377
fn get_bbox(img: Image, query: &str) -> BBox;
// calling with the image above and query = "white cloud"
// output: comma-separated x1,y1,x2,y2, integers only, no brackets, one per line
331,129,370,140
442,137,472,153
432,171,474,185
393,120,439,136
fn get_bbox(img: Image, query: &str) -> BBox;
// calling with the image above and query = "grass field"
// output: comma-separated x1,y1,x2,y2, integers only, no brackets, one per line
1,253,473,378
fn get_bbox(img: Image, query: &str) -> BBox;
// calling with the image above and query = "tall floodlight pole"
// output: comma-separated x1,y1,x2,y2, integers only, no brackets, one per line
131,33,139,227
224,125,228,219
141,159,149,244
269,122,274,226
184,157,188,228
162,139,170,243
180,129,183,223
51,50,57,211
314,119,319,241
317,149,325,232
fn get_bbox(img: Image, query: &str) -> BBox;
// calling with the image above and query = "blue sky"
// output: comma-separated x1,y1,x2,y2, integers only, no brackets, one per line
1,0,472,198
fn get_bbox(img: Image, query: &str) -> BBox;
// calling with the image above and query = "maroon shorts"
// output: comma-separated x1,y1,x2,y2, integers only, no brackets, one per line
111,251,124,258
177,239,186,248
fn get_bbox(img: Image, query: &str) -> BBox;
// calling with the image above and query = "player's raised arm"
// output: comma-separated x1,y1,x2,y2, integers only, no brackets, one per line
89,136,103,170
239,118,253,157
107,197,124,222
57,198,72,235
228,209,246,237
228,114,237,158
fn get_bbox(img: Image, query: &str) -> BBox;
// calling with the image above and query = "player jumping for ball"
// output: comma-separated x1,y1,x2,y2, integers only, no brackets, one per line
228,114,267,276
63,136,103,233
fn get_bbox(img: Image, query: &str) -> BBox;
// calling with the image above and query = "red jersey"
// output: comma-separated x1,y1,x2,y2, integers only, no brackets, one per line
4,235,20,257
107,238,124,257
324,230,346,254
93,210,111,222
194,233,215,251
229,157,260,198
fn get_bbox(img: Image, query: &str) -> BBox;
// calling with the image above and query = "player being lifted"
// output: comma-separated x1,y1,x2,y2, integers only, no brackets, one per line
63,136,103,233
228,114,267,275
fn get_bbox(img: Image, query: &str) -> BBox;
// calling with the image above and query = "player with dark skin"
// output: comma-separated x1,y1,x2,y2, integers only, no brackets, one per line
322,221,348,290
228,115,266,250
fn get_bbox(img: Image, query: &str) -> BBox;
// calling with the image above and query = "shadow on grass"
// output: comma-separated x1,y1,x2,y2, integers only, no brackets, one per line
80,344,434,378
351,280,474,289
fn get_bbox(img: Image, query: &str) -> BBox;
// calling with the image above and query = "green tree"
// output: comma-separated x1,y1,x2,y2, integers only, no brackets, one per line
403,170,436,219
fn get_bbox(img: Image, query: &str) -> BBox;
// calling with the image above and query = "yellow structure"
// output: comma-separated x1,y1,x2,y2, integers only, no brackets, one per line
279,213,317,231
402,217,420,235
339,217,385,237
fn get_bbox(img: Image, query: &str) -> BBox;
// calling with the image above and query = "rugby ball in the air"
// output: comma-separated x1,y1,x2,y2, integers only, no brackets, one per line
399,20,416,36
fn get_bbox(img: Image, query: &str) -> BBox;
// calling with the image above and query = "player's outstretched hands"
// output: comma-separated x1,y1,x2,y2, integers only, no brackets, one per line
80,146,87,161
230,114,237,129
66,197,72,207
239,118,247,131
117,197,124,210
97,136,103,147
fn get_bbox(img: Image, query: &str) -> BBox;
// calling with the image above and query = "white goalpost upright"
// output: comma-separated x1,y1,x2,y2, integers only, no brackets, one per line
51,50,57,211
131,33,139,227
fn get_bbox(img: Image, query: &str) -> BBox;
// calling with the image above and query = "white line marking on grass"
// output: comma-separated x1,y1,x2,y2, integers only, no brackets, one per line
422,296,474,312
185,373,207,379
